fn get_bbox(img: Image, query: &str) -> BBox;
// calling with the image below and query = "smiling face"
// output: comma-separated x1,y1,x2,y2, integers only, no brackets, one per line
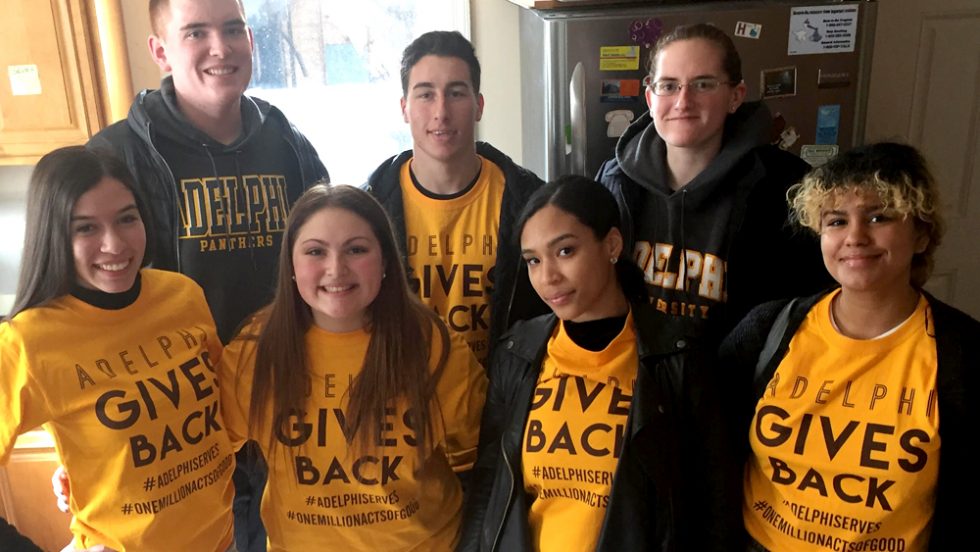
291,207,385,333
149,0,252,117
647,38,745,156
520,205,626,322
401,55,484,168
71,178,146,293
820,189,929,298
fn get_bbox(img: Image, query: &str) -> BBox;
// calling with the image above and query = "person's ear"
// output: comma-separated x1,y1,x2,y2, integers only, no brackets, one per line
148,35,172,73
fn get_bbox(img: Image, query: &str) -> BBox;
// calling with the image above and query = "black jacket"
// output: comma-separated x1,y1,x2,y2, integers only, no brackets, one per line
459,304,741,551
597,105,832,344
364,142,548,352
720,291,979,551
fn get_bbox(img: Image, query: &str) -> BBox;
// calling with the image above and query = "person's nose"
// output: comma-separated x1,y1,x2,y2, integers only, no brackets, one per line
101,227,125,255
324,251,348,278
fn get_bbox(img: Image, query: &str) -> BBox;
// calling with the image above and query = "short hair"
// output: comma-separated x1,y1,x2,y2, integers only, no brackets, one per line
400,31,481,96
516,175,647,303
149,0,245,36
648,23,743,83
787,142,944,288
10,146,153,318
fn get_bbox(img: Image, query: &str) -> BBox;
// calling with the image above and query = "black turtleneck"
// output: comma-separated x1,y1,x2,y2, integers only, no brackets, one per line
69,273,141,310
563,314,628,352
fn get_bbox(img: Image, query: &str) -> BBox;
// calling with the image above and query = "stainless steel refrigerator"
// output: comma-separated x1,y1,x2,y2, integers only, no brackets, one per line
517,0,877,180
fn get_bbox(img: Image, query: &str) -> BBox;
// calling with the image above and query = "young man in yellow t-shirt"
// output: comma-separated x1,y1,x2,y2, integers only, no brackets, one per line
366,31,547,364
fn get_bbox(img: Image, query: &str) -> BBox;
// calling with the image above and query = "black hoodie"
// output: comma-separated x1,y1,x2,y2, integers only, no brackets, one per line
89,77,328,342
597,101,832,343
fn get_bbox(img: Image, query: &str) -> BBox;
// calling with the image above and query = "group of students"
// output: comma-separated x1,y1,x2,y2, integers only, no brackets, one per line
1,2,976,551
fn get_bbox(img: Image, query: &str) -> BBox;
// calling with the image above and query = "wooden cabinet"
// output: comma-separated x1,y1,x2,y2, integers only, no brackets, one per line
0,0,132,165
0,431,72,551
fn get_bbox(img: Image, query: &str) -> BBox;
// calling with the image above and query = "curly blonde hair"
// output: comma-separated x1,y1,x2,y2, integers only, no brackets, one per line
787,142,944,288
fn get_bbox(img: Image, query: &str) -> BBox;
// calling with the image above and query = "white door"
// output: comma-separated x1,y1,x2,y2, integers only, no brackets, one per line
864,0,980,318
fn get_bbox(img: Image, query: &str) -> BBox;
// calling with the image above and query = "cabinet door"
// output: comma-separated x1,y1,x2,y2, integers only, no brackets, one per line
0,0,103,164
0,433,73,551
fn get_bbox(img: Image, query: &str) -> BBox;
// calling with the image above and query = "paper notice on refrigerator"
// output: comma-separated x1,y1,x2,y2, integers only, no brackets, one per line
599,46,640,71
787,6,858,55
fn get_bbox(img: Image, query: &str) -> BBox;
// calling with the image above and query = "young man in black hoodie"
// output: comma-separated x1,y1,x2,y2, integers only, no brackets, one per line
89,0,328,344
365,31,547,364
83,1,328,550
598,23,830,345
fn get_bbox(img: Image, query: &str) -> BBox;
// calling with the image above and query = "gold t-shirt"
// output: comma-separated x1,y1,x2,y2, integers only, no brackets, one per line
744,291,940,552
400,157,505,363
0,269,233,552
522,312,637,552
220,322,486,551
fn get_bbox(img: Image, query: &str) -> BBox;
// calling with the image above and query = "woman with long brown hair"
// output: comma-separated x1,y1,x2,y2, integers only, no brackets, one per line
219,184,486,550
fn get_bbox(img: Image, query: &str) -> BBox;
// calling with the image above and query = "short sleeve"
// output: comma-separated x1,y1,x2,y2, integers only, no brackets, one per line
432,325,487,472
0,323,51,464
217,329,259,452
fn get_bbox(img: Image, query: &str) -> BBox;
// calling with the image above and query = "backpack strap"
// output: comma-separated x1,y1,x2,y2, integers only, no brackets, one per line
754,298,798,391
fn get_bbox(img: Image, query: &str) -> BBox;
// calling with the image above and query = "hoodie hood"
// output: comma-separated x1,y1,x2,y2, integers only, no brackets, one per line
615,101,772,205
126,75,269,154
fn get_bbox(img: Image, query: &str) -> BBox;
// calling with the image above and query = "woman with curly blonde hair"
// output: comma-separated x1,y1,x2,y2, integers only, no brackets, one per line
722,142,977,551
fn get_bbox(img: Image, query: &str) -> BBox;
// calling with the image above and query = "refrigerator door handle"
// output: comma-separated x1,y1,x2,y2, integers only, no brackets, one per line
569,61,587,177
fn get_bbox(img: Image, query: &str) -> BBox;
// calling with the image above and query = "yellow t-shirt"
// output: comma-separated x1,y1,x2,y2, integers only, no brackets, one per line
744,291,940,552
400,157,505,363
0,269,233,552
522,312,637,552
219,321,486,551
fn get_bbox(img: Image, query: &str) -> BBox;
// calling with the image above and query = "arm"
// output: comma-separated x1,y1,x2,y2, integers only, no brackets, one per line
436,326,488,474
217,332,257,452
457,342,520,552
678,346,745,551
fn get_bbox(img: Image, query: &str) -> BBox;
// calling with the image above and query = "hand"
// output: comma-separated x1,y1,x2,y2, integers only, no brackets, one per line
51,465,70,513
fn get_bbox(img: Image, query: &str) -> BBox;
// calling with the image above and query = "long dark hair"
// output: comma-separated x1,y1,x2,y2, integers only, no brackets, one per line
516,175,647,303
9,146,153,319
247,184,448,461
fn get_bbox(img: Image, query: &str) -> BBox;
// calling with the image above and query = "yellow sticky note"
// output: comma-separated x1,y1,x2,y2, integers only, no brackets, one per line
599,46,640,71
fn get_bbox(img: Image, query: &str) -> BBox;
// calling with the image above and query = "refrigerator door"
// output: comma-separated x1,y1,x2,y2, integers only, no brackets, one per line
519,1,876,181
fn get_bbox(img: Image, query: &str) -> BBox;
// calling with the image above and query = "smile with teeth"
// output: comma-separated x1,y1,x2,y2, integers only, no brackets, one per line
205,67,235,76
320,284,356,293
96,260,131,272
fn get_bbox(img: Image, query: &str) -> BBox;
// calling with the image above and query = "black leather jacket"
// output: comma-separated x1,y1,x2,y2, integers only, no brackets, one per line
459,303,741,551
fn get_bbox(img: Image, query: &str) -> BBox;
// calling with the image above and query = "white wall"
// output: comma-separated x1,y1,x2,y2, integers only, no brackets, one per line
471,0,524,163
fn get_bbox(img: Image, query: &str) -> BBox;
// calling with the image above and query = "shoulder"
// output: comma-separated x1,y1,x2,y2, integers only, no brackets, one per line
142,268,203,293
364,150,413,197
497,313,556,358
720,293,823,359
752,145,811,185
476,142,543,191
927,294,980,339
88,118,139,152
597,156,627,182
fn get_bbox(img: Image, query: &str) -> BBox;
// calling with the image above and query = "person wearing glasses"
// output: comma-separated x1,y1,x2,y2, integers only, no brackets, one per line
597,23,831,345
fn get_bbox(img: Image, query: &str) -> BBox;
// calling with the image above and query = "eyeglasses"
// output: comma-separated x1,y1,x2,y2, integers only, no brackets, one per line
642,75,736,96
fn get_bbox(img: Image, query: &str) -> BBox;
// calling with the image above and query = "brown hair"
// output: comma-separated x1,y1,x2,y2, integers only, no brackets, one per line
245,184,448,461
648,23,743,83
787,142,944,288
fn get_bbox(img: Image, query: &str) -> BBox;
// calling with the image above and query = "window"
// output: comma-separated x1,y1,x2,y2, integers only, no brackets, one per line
243,0,470,185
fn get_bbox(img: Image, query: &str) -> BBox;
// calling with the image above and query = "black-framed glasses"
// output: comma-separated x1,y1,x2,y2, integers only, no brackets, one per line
642,75,736,96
